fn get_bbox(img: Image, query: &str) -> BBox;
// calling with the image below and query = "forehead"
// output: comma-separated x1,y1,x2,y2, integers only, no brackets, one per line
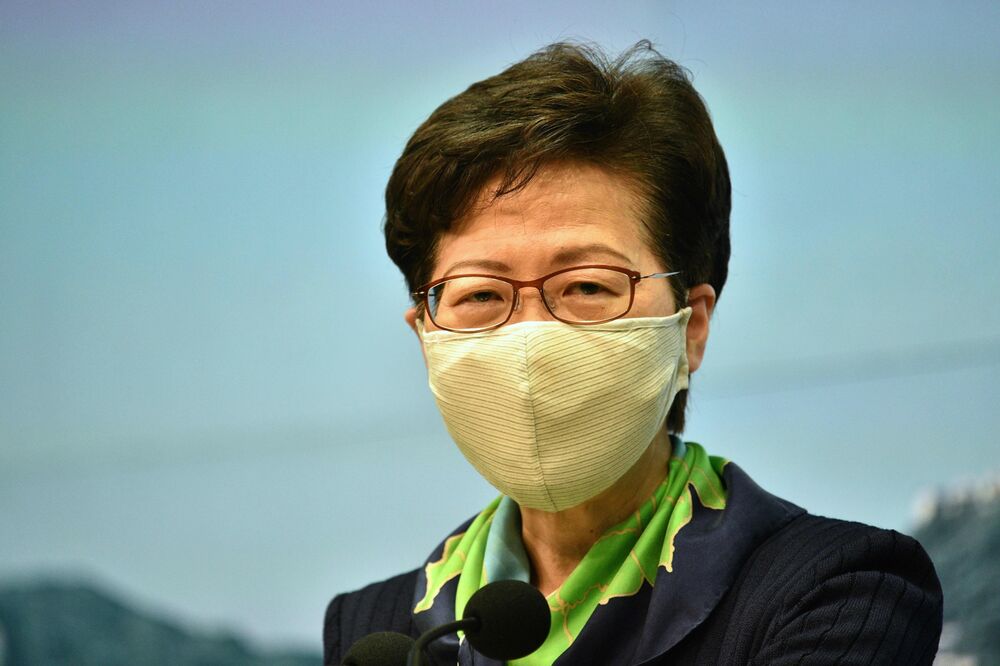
432,163,658,279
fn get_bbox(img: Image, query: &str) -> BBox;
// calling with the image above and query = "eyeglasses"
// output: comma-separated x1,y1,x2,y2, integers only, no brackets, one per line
413,264,680,333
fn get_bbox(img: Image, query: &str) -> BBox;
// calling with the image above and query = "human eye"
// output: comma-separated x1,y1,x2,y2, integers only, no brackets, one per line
439,278,509,309
469,289,502,303
564,280,611,297
546,268,632,322
559,271,625,300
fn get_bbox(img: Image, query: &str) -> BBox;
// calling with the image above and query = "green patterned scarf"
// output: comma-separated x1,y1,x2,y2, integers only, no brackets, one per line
414,441,728,664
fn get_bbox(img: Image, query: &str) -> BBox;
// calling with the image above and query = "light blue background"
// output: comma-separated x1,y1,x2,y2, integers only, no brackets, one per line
2,0,998,650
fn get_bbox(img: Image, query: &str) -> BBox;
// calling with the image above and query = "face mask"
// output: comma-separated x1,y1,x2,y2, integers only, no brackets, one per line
417,308,691,512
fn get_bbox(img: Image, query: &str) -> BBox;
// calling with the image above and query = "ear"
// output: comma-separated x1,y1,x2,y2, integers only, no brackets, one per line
404,306,428,365
684,283,716,374
404,306,419,334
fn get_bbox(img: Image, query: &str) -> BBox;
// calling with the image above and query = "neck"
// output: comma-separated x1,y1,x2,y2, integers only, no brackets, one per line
518,429,673,596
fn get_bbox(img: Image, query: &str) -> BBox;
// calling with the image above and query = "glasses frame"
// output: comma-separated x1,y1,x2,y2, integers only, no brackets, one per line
413,264,681,333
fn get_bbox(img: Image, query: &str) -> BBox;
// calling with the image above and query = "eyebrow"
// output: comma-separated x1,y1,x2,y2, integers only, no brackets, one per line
439,243,637,279
551,243,636,268
441,259,512,277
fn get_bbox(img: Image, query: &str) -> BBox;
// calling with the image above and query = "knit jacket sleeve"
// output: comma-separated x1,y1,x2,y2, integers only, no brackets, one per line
744,516,943,665
322,569,419,666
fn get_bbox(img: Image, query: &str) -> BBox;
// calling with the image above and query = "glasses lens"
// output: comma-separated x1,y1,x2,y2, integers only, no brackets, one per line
543,268,632,323
428,276,515,331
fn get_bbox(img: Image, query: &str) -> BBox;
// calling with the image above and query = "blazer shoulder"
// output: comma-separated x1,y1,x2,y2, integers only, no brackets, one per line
323,568,420,666
739,513,943,665
752,512,940,589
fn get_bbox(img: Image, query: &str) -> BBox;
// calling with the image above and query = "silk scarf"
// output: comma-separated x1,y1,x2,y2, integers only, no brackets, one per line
413,440,728,664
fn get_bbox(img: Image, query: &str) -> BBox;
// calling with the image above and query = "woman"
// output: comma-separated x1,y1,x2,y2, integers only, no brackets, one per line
324,42,942,665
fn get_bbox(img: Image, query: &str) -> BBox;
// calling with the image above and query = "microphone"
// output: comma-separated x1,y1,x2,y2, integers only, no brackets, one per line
463,579,551,659
406,579,550,666
342,631,415,666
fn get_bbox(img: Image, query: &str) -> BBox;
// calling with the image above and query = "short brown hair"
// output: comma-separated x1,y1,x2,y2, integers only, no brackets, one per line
384,41,731,433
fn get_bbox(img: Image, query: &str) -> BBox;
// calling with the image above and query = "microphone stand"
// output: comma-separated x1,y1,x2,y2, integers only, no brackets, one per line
407,617,479,666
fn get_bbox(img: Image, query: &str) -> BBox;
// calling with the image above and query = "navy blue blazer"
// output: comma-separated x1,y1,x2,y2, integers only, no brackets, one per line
324,464,942,665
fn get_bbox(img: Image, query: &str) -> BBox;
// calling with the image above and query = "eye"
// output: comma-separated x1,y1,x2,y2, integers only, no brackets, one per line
445,283,509,308
573,281,604,296
564,280,611,297
467,290,501,303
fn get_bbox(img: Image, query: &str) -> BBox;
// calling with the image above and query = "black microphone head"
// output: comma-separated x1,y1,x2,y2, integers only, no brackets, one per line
342,631,414,666
462,579,551,660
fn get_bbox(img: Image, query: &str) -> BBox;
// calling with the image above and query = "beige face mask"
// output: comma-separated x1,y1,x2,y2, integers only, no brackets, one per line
418,308,691,512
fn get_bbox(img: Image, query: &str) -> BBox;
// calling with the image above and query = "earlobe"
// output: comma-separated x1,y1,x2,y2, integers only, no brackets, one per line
684,284,716,374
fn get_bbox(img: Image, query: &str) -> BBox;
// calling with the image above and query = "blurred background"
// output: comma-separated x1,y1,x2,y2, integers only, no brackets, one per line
1,1,998,663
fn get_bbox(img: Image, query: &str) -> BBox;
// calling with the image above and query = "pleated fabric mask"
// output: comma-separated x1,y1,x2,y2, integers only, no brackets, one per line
418,308,691,512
